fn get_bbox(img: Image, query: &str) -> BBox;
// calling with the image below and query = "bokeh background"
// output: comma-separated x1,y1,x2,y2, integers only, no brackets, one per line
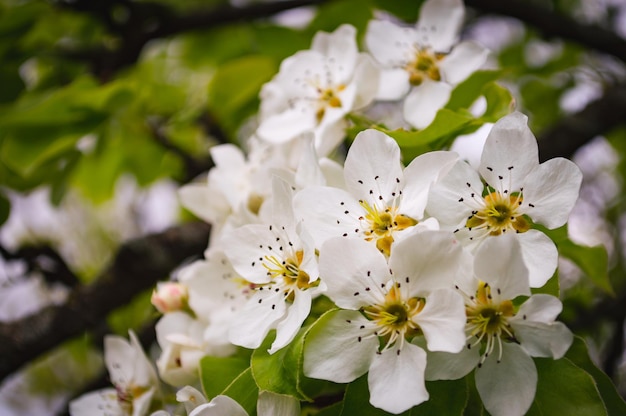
1,0,626,414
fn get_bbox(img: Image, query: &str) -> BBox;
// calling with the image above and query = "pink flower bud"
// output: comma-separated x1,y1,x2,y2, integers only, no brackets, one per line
151,282,189,313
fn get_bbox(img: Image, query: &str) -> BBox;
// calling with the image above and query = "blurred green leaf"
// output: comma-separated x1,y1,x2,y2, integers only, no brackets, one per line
565,337,626,415
527,357,607,416
447,70,504,111
309,0,373,35
222,367,259,416
384,109,474,148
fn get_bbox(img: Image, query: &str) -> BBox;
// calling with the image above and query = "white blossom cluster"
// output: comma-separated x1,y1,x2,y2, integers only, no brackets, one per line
69,0,583,415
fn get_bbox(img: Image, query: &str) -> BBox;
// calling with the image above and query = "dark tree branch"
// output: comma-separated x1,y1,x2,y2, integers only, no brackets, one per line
0,221,210,383
537,83,626,161
56,0,328,81
465,0,626,64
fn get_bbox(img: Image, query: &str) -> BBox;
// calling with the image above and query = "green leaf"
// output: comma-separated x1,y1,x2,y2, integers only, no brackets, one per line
565,337,626,415
251,330,311,401
308,0,373,35
200,355,251,400
480,82,514,122
527,357,607,416
447,70,505,111
531,271,560,297
539,225,612,294
222,367,259,416
207,55,276,137
0,190,9,226
339,375,390,416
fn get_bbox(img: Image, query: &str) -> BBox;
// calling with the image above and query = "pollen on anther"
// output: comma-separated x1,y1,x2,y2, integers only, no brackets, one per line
358,180,363,184
360,325,365,329
358,336,362,342
365,287,371,291
458,197,464,202
354,292,360,296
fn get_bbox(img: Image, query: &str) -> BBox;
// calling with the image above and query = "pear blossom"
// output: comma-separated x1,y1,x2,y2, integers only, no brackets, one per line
151,282,190,314
303,231,466,414
149,386,248,416
221,176,320,353
70,331,160,416
365,0,489,128
294,128,457,256
427,111,583,287
257,24,379,156
423,235,573,416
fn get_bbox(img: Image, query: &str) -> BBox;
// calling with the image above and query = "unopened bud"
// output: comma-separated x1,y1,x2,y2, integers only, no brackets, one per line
151,282,189,313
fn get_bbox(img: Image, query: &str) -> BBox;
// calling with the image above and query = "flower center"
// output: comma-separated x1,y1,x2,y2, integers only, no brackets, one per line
315,84,346,123
116,384,149,414
363,285,424,351
262,250,318,300
466,191,530,236
465,281,516,363
405,47,444,86
359,201,418,256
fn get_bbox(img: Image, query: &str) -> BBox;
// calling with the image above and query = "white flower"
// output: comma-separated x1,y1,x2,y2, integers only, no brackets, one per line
427,111,583,287
303,231,466,414
221,176,320,353
294,128,457,256
365,0,489,128
70,331,159,416
257,24,379,156
424,234,573,416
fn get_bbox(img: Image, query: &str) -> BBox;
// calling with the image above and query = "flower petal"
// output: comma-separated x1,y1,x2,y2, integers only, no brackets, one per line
365,20,415,67
257,106,316,144
319,237,390,309
344,129,403,203
311,24,358,83
414,288,466,353
479,112,539,192
257,391,300,416
403,80,452,129
401,150,459,219
228,290,287,349
522,157,583,229
517,230,558,288
190,395,249,416
512,320,573,359
69,388,121,416
473,233,531,300
390,230,464,295
368,343,428,414
416,0,464,52
422,341,480,381
440,41,489,85
516,293,563,322
475,342,537,416
375,68,411,100
303,310,378,383
270,289,312,354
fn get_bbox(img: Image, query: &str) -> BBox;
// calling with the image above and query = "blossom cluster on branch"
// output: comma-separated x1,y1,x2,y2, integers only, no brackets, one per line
69,0,586,415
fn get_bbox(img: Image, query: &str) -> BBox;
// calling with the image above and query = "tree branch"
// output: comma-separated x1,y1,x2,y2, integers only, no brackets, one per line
537,83,626,161
0,221,210,383
56,0,328,81
465,0,626,64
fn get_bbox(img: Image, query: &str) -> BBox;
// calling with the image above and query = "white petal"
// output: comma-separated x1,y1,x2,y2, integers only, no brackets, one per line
257,391,300,416
403,80,452,129
228,291,287,349
516,293,563,322
303,310,378,383
426,160,483,226
423,342,480,381
190,395,248,416
220,224,277,284
511,320,573,359
270,289,312,354
368,343,428,414
257,106,316,144
104,336,134,387
365,20,415,67
69,389,122,416
414,289,466,353
522,158,583,229
311,24,358,83
319,237,390,309
176,386,208,414
270,176,296,230
416,0,465,52
479,112,539,192
344,129,403,203
293,186,362,247
440,41,489,84
178,183,228,225
211,144,246,169
473,234,531,300
375,68,411,100
401,150,459,219
390,230,464,295
352,53,380,109
295,136,325,189
475,342,537,416
517,230,558,288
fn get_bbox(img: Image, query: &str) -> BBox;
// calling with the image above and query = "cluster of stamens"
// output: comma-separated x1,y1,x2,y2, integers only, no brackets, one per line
405,46,444,86
464,281,516,365
262,250,317,302
359,200,417,256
